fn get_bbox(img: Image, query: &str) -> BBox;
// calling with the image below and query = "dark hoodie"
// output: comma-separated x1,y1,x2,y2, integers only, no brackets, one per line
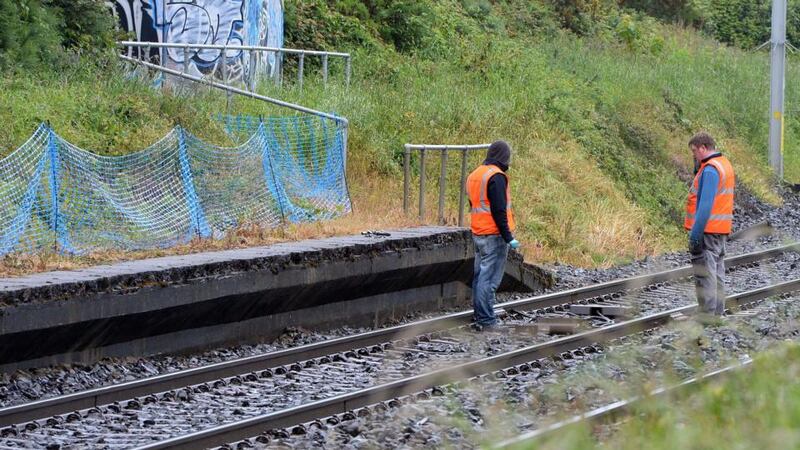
483,141,514,243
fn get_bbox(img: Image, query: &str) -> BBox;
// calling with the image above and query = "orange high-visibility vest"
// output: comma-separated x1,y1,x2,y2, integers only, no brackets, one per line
466,164,516,235
684,155,735,234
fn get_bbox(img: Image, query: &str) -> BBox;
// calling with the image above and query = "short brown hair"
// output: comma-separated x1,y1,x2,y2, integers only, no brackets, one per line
688,132,716,150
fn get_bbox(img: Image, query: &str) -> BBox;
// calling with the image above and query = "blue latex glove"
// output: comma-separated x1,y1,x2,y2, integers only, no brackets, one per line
509,239,521,249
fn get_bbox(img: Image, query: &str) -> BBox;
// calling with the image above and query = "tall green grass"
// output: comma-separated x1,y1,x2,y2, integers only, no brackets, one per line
0,64,255,154
256,28,797,264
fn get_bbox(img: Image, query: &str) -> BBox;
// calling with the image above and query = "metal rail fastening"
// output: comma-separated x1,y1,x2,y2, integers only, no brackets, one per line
403,143,490,226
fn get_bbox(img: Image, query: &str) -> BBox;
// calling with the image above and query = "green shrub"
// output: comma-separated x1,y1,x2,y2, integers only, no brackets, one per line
550,0,619,36
621,0,705,25
49,0,116,53
333,0,369,21
0,0,62,69
284,0,377,51
0,0,114,69
612,12,665,54
496,1,558,37
704,0,772,49
698,0,800,49
375,1,438,53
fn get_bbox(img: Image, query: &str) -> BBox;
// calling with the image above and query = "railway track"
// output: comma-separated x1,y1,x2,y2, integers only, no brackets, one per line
0,243,797,449
173,280,800,450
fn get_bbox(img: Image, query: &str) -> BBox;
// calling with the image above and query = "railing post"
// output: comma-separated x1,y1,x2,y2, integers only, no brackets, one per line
403,145,411,214
222,47,233,112
438,149,448,224
298,53,304,90
418,147,426,222
248,49,256,91
183,44,189,74
220,47,227,83
277,50,283,87
322,53,328,87
345,56,351,88
458,147,468,227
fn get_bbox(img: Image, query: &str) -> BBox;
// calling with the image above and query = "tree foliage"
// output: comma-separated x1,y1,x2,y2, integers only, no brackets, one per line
0,0,62,69
623,0,800,49
0,0,114,70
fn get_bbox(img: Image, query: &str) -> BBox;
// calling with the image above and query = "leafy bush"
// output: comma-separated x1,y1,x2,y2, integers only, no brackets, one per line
0,0,115,69
284,0,376,51
333,0,369,21
703,0,772,49
0,0,62,69
375,1,438,53
496,1,558,37
49,0,116,53
612,12,665,54
621,0,706,25
550,0,619,36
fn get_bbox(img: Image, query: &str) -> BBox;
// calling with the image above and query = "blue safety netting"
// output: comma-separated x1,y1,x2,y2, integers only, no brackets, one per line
0,115,350,255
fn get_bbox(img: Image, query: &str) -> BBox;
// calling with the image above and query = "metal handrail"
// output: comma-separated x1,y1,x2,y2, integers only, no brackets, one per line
119,55,345,123
117,41,352,88
119,54,349,175
117,41,350,57
403,143,490,226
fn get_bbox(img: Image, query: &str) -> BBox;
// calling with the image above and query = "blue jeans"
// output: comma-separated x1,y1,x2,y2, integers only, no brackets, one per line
472,234,509,326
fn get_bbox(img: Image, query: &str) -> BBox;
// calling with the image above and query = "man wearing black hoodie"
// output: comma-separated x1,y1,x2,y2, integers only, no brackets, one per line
465,141,520,331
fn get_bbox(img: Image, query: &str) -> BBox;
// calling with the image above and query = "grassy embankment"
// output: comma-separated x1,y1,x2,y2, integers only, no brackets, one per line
0,1,798,273
515,343,800,450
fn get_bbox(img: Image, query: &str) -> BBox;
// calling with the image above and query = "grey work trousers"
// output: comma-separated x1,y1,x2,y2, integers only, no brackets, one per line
690,233,728,316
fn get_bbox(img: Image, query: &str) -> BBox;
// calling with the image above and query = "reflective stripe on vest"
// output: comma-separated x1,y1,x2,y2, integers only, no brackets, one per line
470,168,498,213
684,155,735,234
466,165,516,235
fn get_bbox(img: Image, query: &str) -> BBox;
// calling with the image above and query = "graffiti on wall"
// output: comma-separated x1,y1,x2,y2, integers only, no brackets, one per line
111,0,283,84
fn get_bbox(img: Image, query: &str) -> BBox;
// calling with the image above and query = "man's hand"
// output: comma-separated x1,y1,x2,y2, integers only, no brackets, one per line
509,239,521,249
688,236,703,254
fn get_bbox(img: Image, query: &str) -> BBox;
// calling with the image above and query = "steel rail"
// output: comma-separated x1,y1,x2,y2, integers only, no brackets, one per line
495,359,753,448
0,242,794,428
136,278,800,449
118,55,346,123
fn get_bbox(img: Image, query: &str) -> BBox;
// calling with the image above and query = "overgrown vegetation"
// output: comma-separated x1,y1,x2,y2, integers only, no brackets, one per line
581,0,800,50
518,343,800,449
0,0,114,69
0,0,797,268
0,67,236,154
272,0,797,264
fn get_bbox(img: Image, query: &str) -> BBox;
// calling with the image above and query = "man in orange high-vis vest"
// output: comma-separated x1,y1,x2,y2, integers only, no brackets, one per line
466,141,520,331
685,132,735,318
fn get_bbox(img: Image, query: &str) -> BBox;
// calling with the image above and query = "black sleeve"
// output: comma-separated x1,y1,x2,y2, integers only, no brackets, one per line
487,173,514,243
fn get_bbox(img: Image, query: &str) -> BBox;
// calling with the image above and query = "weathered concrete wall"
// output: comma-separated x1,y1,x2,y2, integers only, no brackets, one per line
0,227,551,371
